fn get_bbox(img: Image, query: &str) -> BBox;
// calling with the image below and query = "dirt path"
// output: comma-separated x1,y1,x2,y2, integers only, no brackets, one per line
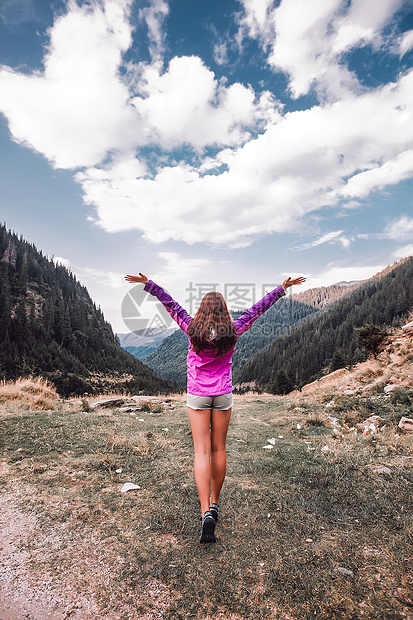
0,487,69,620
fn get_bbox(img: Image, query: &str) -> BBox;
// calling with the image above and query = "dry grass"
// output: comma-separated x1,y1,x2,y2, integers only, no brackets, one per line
0,390,412,620
288,326,413,406
0,376,60,411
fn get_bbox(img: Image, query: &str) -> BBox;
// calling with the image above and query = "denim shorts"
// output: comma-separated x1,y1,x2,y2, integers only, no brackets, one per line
187,392,233,411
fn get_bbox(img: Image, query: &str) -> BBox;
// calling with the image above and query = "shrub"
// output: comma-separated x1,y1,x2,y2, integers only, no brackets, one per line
355,324,388,357
390,387,411,406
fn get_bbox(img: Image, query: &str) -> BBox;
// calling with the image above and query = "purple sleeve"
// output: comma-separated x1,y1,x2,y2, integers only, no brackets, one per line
143,280,192,334
233,286,286,335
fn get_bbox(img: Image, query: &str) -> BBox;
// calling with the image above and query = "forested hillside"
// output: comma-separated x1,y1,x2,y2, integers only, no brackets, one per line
293,282,360,308
239,256,413,392
142,277,384,387
117,327,176,361
0,225,177,396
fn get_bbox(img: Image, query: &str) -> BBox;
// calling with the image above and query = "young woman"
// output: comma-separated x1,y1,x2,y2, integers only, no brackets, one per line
125,272,306,543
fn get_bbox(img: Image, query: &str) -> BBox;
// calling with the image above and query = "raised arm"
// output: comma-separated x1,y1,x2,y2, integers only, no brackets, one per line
124,273,191,334
234,275,306,335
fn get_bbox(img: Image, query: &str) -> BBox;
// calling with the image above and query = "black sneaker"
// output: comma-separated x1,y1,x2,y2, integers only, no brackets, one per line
199,511,216,544
209,503,219,522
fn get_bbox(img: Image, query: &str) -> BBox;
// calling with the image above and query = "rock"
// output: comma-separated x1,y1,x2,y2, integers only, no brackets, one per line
120,482,140,493
321,445,330,452
132,395,162,403
402,320,413,332
398,416,413,432
343,389,355,395
119,406,142,412
373,466,391,475
337,567,354,578
357,415,386,434
90,398,124,409
384,385,397,394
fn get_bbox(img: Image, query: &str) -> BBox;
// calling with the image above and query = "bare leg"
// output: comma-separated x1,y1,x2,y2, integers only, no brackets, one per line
188,408,212,517
210,408,232,506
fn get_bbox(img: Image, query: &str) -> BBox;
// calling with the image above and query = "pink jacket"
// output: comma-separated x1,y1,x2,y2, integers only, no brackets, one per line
144,280,286,395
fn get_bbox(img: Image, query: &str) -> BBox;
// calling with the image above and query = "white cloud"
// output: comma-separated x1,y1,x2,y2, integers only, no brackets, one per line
387,216,413,240
303,263,386,289
399,30,413,57
341,150,413,198
213,42,229,66
237,0,275,42
291,230,350,250
139,0,169,62
0,1,277,168
238,0,404,99
76,66,413,246
393,244,413,259
0,0,412,250
133,56,273,150
0,0,137,168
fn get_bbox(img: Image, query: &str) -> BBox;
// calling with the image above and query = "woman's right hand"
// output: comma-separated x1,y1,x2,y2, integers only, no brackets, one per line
125,273,149,284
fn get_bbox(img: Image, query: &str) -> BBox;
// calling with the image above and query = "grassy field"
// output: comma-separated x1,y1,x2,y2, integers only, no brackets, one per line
0,380,412,620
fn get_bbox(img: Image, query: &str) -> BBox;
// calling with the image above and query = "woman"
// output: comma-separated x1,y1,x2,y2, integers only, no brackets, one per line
125,272,305,543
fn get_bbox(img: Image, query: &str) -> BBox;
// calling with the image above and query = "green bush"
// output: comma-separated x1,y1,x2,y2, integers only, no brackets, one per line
390,387,411,406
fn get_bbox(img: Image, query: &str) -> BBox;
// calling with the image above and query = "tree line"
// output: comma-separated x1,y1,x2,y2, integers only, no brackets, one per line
143,283,365,387
0,225,177,396
238,257,413,393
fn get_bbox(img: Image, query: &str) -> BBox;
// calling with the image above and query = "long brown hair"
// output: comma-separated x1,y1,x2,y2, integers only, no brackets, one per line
188,292,237,356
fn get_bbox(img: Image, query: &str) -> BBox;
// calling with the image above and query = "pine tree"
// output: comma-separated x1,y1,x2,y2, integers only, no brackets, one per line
355,324,387,357
329,350,345,372
271,369,294,395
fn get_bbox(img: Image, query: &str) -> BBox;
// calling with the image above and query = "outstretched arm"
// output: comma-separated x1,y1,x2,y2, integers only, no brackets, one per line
124,273,191,333
234,275,306,335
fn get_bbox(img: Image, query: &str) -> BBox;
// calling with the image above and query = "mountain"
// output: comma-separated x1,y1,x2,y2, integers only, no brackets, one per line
140,259,412,390
291,317,413,401
0,225,178,396
117,327,176,360
238,256,413,392
143,282,359,388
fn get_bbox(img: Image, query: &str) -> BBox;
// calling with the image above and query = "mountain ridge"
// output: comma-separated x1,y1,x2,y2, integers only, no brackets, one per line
0,224,178,396
128,258,413,391
239,256,413,392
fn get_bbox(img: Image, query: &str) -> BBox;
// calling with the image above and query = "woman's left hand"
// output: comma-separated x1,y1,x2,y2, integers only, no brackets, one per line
282,276,306,289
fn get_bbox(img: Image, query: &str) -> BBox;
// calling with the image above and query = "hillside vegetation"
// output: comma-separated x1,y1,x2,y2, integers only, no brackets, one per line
142,259,411,391
239,257,413,392
0,225,177,396
144,295,328,387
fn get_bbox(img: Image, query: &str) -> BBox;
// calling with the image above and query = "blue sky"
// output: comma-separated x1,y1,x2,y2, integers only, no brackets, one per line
1,0,413,333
